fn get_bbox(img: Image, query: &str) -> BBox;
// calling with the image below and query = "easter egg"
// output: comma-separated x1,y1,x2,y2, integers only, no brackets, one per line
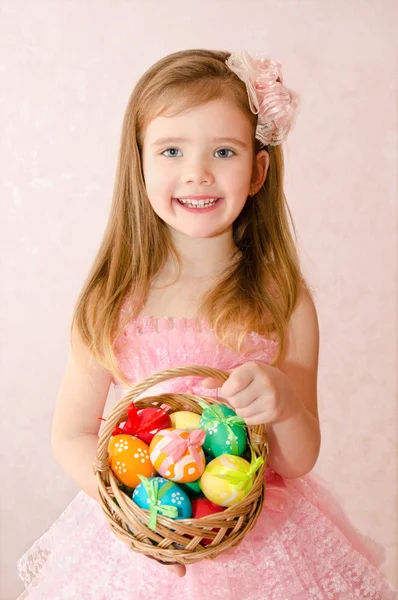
199,454,257,507
108,434,155,488
191,497,226,518
200,404,247,458
133,476,192,519
114,405,171,445
149,428,206,483
170,411,201,431
191,498,226,544
179,479,203,498
135,407,171,444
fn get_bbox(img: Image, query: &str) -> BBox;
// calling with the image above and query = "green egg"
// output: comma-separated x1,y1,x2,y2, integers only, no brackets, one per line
200,404,247,458
179,480,203,498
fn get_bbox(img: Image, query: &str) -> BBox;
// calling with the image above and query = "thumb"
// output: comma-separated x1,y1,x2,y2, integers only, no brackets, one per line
166,563,187,577
201,370,231,389
201,377,224,389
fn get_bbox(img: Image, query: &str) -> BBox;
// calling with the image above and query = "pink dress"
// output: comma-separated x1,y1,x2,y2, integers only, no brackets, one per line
17,316,398,600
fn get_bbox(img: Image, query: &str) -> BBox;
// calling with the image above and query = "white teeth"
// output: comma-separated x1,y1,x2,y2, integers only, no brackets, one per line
177,198,219,208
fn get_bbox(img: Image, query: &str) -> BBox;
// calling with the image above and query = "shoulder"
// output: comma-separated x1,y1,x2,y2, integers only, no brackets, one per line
286,286,319,354
276,285,320,419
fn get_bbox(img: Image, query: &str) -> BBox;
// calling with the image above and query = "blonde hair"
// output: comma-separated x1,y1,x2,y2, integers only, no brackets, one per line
71,48,313,386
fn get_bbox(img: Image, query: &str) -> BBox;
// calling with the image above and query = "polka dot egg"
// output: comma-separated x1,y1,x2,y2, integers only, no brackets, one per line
200,404,247,458
149,428,206,483
133,477,192,519
108,434,155,488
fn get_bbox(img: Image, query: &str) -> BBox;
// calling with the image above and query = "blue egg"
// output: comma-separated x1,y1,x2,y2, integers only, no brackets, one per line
132,477,192,519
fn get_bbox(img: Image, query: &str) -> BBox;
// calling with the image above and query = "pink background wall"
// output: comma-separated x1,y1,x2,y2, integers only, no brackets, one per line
2,1,397,598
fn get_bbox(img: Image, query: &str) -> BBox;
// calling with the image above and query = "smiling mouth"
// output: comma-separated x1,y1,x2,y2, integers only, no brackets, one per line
175,198,220,209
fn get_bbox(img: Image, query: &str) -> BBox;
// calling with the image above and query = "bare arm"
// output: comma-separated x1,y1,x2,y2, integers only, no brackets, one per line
52,324,187,578
51,324,113,502
266,287,321,478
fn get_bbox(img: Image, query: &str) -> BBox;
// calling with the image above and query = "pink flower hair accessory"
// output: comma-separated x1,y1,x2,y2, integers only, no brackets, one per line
225,50,300,146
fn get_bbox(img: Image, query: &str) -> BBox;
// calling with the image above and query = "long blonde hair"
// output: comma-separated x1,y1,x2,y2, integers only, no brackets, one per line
71,48,312,385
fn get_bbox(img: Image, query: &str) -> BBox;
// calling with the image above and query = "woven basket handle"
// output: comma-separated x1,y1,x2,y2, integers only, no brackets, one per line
95,365,229,467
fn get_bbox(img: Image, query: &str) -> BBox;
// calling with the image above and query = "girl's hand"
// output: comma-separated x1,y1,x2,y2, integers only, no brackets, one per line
201,361,299,426
150,556,187,577
166,563,186,577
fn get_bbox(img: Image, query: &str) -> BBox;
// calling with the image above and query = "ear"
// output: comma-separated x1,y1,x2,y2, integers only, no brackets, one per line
250,149,270,194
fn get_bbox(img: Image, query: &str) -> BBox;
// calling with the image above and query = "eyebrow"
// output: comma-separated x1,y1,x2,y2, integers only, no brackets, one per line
150,136,249,149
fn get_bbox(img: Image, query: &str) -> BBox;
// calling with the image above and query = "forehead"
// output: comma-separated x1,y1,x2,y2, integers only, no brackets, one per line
143,97,253,146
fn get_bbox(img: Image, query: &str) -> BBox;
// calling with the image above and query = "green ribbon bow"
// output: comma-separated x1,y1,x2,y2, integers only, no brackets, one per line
211,450,264,495
137,476,179,531
199,402,246,454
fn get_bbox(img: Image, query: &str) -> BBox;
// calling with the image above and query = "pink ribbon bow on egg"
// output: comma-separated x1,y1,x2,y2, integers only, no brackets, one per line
161,429,206,471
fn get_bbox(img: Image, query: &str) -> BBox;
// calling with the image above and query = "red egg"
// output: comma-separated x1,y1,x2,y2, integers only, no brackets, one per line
191,498,226,545
135,408,171,444
113,406,171,445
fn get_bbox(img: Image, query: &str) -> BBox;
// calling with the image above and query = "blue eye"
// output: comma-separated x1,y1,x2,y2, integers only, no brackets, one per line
160,147,236,158
161,148,182,158
215,148,235,158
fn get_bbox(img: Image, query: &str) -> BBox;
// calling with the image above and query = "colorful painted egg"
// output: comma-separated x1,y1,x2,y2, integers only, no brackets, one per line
133,476,192,520
200,404,247,457
113,405,171,445
179,479,203,498
191,498,226,545
135,407,171,444
199,454,262,507
170,411,201,431
108,434,155,488
149,428,206,483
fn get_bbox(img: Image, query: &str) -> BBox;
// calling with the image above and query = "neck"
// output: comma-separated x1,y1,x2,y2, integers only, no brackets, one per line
166,228,239,279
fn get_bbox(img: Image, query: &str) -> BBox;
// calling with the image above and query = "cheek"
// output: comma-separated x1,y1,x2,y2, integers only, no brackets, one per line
229,163,252,192
145,164,174,197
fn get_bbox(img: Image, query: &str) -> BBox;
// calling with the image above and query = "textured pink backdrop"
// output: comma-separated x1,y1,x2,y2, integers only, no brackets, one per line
1,1,397,598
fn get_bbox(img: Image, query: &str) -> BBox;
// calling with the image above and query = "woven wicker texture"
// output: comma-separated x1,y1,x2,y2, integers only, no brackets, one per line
94,366,269,565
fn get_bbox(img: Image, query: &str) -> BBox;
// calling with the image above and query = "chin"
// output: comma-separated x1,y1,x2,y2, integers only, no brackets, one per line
183,229,222,239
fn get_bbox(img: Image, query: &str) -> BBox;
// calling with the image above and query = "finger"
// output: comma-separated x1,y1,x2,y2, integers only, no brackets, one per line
201,369,231,388
234,396,268,419
241,412,269,426
166,564,187,577
201,377,224,389
220,364,257,397
227,380,260,410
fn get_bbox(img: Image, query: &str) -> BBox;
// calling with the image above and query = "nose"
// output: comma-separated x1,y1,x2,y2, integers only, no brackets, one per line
182,156,215,186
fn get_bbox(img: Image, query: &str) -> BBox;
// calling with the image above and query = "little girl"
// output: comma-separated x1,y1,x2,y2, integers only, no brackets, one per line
17,49,397,599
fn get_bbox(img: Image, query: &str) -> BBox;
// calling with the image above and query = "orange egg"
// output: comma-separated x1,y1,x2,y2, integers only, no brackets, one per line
108,434,155,488
149,428,206,483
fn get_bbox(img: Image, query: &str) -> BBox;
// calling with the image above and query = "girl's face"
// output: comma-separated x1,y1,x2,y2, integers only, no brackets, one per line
142,96,268,240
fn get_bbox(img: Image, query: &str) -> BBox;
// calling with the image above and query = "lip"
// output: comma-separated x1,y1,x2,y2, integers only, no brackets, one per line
174,195,222,200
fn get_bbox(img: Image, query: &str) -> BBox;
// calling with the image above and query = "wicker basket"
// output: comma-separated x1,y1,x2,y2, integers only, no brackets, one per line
94,365,269,565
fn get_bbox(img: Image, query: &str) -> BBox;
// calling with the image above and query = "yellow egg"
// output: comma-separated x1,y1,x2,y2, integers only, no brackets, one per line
199,454,255,507
108,434,155,488
169,411,201,431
